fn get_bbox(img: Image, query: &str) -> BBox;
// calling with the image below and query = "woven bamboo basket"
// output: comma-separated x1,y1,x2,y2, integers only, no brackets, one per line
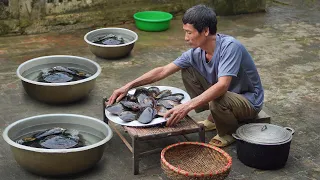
161,142,232,180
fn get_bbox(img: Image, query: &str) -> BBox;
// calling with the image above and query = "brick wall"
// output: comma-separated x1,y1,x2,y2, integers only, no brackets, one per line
0,0,266,35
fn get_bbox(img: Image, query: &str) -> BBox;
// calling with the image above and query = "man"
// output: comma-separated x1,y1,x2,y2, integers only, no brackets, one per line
108,4,264,147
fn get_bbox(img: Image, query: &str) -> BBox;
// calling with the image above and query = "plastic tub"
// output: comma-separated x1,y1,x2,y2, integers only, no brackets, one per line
133,11,173,32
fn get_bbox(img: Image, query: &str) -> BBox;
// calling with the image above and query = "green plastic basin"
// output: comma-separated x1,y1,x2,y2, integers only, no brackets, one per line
133,11,173,32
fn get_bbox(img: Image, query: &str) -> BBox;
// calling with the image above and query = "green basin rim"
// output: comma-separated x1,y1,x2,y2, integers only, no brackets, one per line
133,11,173,22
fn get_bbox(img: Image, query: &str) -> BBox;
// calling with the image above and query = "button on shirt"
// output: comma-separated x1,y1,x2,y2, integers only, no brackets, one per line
173,34,264,110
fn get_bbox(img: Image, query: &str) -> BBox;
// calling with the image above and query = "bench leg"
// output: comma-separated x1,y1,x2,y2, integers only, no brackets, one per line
199,125,205,143
102,97,109,124
132,136,139,175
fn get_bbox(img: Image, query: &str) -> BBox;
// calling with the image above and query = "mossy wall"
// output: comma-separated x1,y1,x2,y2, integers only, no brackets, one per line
0,0,266,35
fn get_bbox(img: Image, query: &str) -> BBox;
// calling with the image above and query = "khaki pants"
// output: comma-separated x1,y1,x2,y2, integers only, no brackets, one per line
182,67,259,136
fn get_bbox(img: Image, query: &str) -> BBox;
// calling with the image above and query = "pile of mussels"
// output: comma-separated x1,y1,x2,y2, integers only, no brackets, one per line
106,87,185,124
92,34,125,45
16,127,84,149
38,66,92,83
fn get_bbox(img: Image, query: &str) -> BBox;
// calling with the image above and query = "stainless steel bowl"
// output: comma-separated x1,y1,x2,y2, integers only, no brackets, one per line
84,28,138,59
16,55,101,104
2,114,113,176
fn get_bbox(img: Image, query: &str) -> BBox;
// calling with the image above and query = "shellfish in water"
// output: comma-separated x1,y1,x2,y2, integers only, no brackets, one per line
92,34,125,45
16,128,84,149
39,129,82,149
38,66,92,83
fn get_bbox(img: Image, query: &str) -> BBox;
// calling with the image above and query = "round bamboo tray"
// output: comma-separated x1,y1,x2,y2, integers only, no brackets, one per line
161,142,232,180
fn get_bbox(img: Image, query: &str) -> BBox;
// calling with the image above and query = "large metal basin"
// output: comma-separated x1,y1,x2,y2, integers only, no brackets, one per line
16,55,101,104
84,28,138,59
2,114,113,176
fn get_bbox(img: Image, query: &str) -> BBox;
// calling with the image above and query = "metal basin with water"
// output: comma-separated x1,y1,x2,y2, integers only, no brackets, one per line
16,55,101,104
84,28,138,59
2,114,113,176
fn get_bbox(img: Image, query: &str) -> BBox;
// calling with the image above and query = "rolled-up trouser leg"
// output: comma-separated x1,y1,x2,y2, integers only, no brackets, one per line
209,91,259,136
181,67,211,113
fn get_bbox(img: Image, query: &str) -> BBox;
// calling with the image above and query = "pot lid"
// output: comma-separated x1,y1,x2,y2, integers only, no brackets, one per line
235,123,294,145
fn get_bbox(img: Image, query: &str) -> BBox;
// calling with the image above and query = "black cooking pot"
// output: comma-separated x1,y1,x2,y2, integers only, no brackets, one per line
232,123,294,170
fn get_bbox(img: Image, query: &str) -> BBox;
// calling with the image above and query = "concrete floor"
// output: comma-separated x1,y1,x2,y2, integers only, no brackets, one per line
0,1,319,180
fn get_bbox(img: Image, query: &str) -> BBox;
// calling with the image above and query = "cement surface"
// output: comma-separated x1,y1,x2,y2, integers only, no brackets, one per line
0,0,319,180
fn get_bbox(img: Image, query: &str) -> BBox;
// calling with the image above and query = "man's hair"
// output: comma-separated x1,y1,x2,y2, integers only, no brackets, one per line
182,4,217,35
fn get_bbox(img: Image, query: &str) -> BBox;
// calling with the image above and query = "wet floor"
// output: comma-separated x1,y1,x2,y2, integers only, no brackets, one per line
0,0,319,179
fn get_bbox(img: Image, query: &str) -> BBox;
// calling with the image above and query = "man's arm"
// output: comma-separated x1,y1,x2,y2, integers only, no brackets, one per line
108,62,181,105
165,76,232,126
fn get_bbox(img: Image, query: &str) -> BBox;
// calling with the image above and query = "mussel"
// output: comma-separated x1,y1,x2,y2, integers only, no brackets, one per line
137,107,157,124
155,90,172,99
39,129,82,149
161,93,185,102
38,66,91,83
157,99,180,109
16,127,66,145
148,87,160,98
155,105,168,117
119,111,139,122
92,34,125,45
16,128,84,149
120,101,142,111
106,103,125,116
134,88,156,108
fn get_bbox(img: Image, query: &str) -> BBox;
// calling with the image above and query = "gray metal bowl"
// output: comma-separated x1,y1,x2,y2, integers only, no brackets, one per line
16,55,101,104
84,28,138,59
2,114,113,176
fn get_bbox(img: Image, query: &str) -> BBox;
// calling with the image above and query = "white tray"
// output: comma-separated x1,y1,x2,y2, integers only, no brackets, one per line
105,86,191,127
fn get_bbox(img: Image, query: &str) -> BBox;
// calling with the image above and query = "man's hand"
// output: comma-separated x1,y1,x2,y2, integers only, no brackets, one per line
107,86,130,105
164,103,191,127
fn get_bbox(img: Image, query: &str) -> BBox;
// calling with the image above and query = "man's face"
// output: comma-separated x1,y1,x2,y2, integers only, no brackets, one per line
183,23,207,48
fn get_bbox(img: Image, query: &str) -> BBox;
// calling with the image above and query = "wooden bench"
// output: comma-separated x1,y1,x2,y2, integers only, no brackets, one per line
240,110,271,125
102,98,205,175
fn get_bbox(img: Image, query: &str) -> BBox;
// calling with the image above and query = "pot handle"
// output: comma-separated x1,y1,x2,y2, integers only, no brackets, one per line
284,127,295,135
232,133,242,141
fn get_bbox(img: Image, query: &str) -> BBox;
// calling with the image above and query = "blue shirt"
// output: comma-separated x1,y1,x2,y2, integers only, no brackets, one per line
173,34,264,110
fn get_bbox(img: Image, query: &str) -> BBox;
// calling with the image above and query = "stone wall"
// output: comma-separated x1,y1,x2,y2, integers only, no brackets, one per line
0,0,266,35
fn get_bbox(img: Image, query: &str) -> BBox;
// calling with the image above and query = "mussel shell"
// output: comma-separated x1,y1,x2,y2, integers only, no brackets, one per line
67,67,92,78
155,90,172,99
33,127,66,140
138,95,155,108
155,105,168,117
106,103,125,116
43,72,74,83
102,39,123,45
160,93,185,102
133,87,150,97
137,107,157,124
119,111,138,122
157,99,180,109
123,94,137,102
53,66,91,79
120,101,142,111
39,135,79,149
52,66,75,74
148,87,160,98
